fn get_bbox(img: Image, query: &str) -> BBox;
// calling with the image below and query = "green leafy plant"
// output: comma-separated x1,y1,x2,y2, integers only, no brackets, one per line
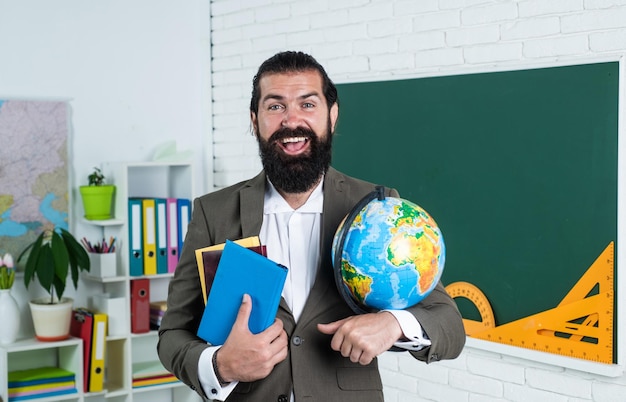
88,167,105,186
17,228,90,304
0,253,15,289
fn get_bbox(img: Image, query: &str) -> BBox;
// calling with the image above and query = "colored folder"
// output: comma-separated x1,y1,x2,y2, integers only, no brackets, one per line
88,312,107,392
128,198,144,276
131,278,150,333
155,198,168,274
197,240,288,345
176,198,191,257
166,198,179,273
69,309,93,392
194,236,262,304
142,198,157,275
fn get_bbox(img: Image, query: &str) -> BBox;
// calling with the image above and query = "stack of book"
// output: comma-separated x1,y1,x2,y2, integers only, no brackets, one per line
8,367,77,401
149,301,167,330
132,361,178,389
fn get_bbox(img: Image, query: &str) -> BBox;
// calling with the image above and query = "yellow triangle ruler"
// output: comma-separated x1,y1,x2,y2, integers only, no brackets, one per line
445,242,615,364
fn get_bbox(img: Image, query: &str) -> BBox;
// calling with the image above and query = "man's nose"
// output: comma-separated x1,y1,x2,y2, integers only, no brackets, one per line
281,108,302,129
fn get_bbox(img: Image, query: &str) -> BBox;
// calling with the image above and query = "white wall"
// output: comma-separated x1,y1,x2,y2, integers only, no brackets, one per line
0,0,211,336
0,0,212,198
209,0,626,401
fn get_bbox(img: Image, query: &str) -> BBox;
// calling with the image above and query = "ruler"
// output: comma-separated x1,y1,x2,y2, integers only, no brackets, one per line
445,242,614,364
445,281,496,335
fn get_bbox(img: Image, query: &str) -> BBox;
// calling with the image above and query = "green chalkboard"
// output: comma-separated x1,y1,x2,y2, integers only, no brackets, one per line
332,62,618,328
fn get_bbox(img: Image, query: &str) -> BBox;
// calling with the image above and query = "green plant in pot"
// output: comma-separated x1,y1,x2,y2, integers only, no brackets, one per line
17,227,90,341
79,167,116,220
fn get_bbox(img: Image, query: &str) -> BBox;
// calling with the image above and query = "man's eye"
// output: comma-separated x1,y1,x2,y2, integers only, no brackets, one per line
303,103,315,108
268,104,283,111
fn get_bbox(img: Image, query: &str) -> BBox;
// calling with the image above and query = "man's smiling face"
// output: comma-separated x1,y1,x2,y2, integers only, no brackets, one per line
251,70,339,194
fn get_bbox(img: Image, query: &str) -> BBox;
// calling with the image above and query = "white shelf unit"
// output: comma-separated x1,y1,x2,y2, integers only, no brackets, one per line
0,338,83,402
79,161,200,402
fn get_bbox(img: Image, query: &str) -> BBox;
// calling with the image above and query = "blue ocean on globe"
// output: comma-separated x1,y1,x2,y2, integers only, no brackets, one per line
332,196,445,311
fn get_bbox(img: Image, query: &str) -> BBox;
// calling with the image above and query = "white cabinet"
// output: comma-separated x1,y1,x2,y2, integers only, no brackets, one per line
0,338,83,402
2,162,202,402
81,161,201,402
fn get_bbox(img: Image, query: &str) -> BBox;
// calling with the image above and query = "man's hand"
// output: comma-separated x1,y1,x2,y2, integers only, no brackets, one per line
317,312,404,365
216,294,288,383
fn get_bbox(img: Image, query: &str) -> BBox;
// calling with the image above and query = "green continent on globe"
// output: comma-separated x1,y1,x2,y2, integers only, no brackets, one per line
393,202,423,227
341,260,372,303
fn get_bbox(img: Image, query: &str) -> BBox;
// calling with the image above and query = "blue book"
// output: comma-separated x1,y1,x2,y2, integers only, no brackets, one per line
9,388,77,401
197,240,288,345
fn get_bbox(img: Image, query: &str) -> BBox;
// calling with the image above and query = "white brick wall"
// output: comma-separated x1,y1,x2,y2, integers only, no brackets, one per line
209,0,626,400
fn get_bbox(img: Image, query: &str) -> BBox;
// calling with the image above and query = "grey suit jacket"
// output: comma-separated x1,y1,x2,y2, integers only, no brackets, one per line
158,167,465,401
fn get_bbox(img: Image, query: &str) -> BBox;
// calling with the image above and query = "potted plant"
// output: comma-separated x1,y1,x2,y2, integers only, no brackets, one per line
79,167,116,220
0,253,20,344
17,227,91,341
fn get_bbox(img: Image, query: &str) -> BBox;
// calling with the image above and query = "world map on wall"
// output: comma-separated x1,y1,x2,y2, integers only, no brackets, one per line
0,100,69,260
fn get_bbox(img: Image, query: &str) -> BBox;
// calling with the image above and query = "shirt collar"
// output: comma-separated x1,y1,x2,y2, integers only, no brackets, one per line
264,178,324,214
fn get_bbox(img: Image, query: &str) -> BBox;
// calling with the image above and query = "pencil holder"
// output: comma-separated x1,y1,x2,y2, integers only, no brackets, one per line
89,252,118,277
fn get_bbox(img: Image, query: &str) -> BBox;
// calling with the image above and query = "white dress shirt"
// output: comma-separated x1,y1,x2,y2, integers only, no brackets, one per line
198,180,430,401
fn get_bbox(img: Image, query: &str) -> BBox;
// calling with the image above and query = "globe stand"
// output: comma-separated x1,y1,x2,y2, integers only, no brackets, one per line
332,186,387,315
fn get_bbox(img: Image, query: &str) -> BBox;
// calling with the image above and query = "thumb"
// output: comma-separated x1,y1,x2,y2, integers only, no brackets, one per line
233,293,252,331
317,319,345,335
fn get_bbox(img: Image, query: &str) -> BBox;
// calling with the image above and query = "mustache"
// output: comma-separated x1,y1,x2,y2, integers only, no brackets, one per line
268,126,316,143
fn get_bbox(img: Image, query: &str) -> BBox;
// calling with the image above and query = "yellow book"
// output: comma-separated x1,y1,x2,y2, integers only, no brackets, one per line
132,376,178,387
9,381,75,393
195,236,261,304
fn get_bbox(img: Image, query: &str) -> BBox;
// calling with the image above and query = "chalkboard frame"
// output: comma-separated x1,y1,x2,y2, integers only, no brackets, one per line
331,56,625,376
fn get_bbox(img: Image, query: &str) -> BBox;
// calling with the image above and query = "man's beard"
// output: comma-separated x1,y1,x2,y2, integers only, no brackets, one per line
257,124,332,194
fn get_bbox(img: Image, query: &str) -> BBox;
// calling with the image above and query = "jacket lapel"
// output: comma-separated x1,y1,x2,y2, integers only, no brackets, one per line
240,171,266,238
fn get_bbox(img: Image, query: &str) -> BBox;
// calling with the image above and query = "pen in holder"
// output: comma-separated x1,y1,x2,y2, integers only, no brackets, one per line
83,237,118,278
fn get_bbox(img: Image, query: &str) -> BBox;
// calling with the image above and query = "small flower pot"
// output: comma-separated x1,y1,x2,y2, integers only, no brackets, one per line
29,297,74,341
79,185,116,220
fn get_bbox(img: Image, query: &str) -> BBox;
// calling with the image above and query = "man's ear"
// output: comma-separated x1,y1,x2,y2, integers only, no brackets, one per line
330,102,339,134
330,103,339,134
250,111,259,137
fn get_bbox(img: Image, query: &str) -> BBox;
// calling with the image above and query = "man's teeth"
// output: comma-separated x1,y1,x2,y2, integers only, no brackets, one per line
281,137,307,143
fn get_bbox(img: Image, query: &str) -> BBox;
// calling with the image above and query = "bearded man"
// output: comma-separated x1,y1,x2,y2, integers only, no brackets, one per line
158,51,465,402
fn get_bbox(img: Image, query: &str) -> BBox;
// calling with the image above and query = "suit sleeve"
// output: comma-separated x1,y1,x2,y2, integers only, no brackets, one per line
405,281,466,363
157,198,214,398
388,187,466,363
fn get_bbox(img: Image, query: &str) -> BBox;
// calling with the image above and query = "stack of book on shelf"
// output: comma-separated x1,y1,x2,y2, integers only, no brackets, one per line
150,301,167,330
7,367,77,401
132,361,178,388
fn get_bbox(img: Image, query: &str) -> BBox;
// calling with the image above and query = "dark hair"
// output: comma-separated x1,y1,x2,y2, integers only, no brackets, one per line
249,51,338,115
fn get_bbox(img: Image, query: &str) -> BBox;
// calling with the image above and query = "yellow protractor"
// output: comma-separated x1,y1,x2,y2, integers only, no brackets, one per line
445,281,496,336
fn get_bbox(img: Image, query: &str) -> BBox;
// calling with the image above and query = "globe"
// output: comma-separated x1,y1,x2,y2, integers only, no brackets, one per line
331,187,445,313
